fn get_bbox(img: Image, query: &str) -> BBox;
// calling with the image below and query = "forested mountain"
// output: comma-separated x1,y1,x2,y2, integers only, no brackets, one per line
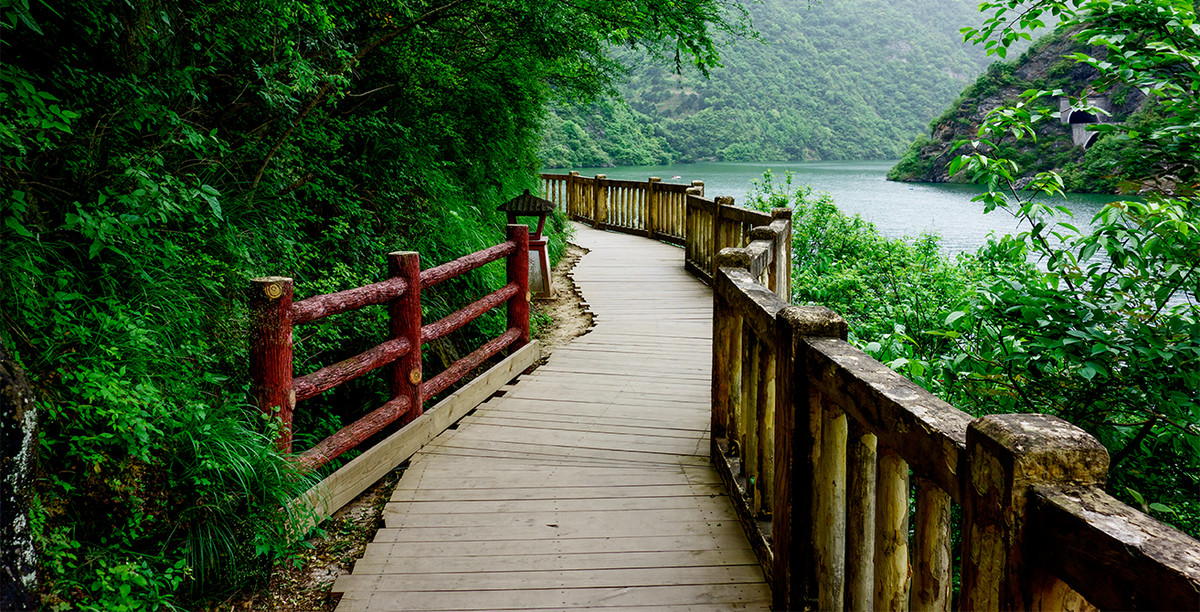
541,0,1021,167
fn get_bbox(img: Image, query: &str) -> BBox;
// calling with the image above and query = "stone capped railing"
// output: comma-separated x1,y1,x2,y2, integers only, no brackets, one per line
540,172,1200,611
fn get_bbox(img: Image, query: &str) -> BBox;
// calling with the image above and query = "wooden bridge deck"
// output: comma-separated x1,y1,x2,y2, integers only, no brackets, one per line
332,224,770,611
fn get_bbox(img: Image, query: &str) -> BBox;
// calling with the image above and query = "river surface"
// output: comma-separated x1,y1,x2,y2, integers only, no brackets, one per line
564,160,1128,254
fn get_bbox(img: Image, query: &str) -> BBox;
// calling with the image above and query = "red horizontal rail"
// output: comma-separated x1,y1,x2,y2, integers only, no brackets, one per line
296,395,411,471
421,241,516,290
251,225,530,466
293,337,412,402
422,283,519,344
293,277,408,325
421,327,520,401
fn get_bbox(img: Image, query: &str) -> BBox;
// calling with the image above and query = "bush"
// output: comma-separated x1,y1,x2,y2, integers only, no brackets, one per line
745,171,981,390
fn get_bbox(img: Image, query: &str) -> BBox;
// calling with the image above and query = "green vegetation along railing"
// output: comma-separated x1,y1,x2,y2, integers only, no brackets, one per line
248,225,531,471
711,222,1200,611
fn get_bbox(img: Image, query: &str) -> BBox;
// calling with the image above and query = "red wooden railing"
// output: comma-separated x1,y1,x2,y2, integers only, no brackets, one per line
249,224,530,470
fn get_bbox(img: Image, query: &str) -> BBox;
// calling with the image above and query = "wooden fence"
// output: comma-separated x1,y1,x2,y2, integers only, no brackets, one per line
541,172,701,244
709,220,1200,611
540,171,1200,610
540,173,789,293
249,224,533,471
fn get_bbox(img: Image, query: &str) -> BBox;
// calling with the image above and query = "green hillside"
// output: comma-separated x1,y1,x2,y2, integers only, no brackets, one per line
888,26,1153,193
541,0,1018,166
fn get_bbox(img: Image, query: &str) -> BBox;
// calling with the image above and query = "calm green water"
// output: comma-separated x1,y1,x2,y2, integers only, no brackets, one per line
566,160,1127,254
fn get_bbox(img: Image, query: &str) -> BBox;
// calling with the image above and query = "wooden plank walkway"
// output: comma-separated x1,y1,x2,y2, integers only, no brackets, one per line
332,223,770,611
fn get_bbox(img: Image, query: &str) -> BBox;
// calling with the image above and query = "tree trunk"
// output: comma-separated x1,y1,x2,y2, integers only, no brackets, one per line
1,347,38,611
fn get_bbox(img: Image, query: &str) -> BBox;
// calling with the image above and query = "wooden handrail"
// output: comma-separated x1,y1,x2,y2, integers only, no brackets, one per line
709,217,1200,611
293,337,412,402
292,277,409,325
248,224,531,469
540,173,702,244
540,170,1200,609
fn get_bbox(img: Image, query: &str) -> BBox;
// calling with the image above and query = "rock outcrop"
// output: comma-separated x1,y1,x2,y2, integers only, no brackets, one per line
889,28,1147,189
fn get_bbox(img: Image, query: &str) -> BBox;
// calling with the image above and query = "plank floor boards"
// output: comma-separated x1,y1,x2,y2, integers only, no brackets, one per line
332,224,769,611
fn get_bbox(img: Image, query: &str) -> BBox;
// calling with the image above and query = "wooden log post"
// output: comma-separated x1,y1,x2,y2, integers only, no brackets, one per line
249,276,295,451
816,402,849,612
388,252,422,424
685,186,703,238
772,305,849,611
1,348,37,611
961,413,1109,611
592,174,607,229
740,324,759,490
567,171,580,219
913,477,953,611
713,197,735,280
772,207,792,300
875,448,911,611
845,420,878,612
750,223,782,289
755,339,776,517
712,288,743,457
647,177,661,238
506,224,531,349
693,179,705,198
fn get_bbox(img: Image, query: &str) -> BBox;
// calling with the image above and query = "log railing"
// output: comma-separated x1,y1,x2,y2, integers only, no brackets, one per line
712,220,1200,611
685,195,791,292
540,172,701,244
249,224,531,471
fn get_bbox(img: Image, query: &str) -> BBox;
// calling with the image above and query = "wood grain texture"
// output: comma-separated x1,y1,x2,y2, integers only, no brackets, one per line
420,282,517,344
419,240,516,290
248,276,295,451
332,223,769,611
293,337,411,402
1029,484,1200,611
874,448,911,612
292,276,407,325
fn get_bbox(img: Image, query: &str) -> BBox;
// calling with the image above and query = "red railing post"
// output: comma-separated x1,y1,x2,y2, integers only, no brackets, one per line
506,224,530,349
249,276,295,452
388,251,423,425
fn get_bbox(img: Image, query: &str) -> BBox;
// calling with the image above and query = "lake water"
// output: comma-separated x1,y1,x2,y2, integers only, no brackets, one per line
565,160,1127,254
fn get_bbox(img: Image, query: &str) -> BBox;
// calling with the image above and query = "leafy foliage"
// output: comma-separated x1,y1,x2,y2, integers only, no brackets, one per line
1,0,743,607
744,171,997,391
947,0,1200,533
749,0,1200,537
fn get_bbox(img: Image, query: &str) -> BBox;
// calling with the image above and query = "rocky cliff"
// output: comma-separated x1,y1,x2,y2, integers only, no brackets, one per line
888,28,1148,192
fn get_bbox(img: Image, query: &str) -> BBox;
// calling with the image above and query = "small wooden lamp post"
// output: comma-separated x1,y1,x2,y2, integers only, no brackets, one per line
499,189,556,298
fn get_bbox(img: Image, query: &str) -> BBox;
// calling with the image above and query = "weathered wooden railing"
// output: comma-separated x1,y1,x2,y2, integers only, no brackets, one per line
249,224,532,471
540,174,789,295
712,221,1200,611
685,195,792,292
540,172,701,244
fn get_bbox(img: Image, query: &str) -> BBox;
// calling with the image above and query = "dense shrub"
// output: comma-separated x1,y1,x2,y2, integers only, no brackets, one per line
1,0,742,606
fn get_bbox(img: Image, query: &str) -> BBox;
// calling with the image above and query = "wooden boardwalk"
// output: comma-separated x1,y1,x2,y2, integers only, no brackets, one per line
332,224,770,611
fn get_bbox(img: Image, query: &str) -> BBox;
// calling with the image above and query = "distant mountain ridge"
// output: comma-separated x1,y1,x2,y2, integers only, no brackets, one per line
541,0,1021,168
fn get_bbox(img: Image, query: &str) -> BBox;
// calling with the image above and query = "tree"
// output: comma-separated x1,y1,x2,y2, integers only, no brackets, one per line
947,0,1199,531
1,0,748,606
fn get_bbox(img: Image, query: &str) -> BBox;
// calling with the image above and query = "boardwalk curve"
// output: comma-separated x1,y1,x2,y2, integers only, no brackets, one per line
332,224,770,611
